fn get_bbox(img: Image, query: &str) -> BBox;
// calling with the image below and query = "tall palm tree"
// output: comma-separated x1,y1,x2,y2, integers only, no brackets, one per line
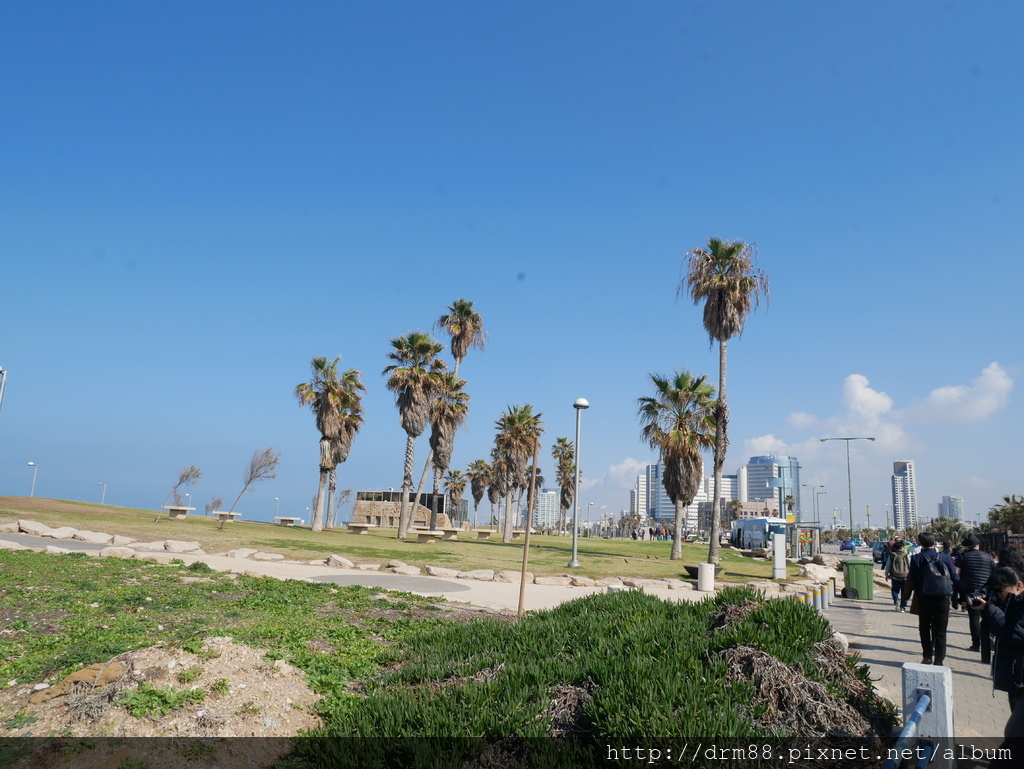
493,405,544,543
436,298,487,376
466,459,491,529
295,357,365,532
637,371,716,560
486,451,505,527
682,237,769,564
383,332,447,537
444,469,467,525
409,374,470,530
551,437,575,533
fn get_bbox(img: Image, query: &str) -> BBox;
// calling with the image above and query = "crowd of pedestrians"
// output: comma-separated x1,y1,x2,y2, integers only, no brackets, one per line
881,531,1024,751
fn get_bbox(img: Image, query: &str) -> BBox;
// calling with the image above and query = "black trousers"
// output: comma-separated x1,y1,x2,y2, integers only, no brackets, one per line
918,594,951,663
967,605,984,648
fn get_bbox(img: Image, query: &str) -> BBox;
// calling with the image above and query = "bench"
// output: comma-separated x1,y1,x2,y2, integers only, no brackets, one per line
274,516,302,527
162,506,195,521
414,530,443,543
347,523,377,534
212,511,241,523
439,527,461,541
473,529,496,539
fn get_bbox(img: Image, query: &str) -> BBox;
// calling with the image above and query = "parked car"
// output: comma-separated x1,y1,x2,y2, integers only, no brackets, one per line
840,540,855,551
871,541,887,563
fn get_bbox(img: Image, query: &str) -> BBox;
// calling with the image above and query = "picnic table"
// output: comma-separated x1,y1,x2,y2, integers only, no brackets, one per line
162,506,195,521
212,511,241,523
273,516,303,527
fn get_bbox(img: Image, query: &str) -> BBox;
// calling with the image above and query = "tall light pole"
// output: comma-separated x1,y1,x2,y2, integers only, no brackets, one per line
587,502,594,533
275,497,280,518
568,398,589,568
184,492,191,511
98,482,107,505
27,462,38,497
802,484,823,522
816,491,828,526
0,366,7,420
820,436,875,554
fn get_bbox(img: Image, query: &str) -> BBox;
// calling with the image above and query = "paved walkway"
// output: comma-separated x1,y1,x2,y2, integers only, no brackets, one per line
825,582,1008,739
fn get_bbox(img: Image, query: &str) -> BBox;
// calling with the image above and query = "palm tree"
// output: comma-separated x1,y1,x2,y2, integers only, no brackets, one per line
295,356,366,532
493,405,544,543
436,298,487,376
637,371,716,560
383,332,447,537
444,469,467,525
551,437,575,534
784,494,796,520
682,237,769,564
466,459,491,529
408,373,470,530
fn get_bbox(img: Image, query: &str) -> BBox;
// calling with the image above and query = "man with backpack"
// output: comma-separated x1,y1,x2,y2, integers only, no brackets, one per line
884,539,911,612
904,531,962,665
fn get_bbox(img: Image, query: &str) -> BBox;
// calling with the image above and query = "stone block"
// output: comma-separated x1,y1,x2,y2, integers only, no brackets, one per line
425,565,460,578
164,540,203,553
73,530,114,544
45,545,73,554
392,565,421,576
110,535,136,547
228,548,259,559
356,563,381,571
595,577,624,587
99,546,135,559
42,526,77,539
0,540,28,550
458,569,494,581
252,552,285,561
494,570,530,583
18,520,53,535
534,576,572,586
570,576,596,587
327,554,355,568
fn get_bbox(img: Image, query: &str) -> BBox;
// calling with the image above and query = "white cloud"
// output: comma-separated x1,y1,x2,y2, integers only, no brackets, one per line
606,458,648,488
907,362,1014,423
786,412,817,429
841,374,893,424
746,434,788,455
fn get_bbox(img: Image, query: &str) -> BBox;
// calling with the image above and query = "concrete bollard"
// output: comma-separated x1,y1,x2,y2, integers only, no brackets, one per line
696,562,716,592
812,588,822,611
902,663,954,737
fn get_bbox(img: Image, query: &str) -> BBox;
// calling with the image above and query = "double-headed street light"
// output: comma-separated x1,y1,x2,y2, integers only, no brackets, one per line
568,398,589,568
27,462,38,497
820,437,875,554
802,483,824,522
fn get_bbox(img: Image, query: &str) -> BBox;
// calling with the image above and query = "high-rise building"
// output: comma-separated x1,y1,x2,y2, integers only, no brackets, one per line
744,456,801,520
891,460,918,530
938,495,965,522
644,458,708,531
630,474,648,518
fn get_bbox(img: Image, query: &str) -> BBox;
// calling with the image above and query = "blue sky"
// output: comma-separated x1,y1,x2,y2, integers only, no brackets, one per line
1,2,1020,528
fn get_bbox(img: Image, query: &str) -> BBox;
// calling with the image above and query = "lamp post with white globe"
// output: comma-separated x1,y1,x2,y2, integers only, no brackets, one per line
27,462,38,497
567,398,589,568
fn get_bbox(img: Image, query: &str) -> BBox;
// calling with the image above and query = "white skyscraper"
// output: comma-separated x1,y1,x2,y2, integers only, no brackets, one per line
891,460,918,530
524,488,561,529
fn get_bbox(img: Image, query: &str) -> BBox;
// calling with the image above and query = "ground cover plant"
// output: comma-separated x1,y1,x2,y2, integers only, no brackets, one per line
0,496,796,582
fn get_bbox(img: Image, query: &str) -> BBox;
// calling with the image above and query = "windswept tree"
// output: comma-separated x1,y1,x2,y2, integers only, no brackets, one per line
466,459,491,529
436,298,487,377
409,373,470,530
295,356,366,532
222,448,280,530
637,371,716,560
383,332,447,537
493,405,544,543
551,437,575,533
154,465,202,522
989,495,1024,533
682,237,768,564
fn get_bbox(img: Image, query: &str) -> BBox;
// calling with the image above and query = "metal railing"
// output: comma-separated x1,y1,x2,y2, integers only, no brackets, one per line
881,690,933,769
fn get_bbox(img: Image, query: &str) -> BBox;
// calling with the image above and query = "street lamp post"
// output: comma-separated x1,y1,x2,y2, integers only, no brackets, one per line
587,502,594,535
27,462,38,497
275,497,280,518
98,483,107,505
802,484,823,522
568,398,589,568
816,491,828,525
0,366,7,420
184,492,191,512
820,436,875,554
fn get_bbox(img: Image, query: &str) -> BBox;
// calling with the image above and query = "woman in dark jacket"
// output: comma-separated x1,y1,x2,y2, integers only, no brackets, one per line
977,567,1024,710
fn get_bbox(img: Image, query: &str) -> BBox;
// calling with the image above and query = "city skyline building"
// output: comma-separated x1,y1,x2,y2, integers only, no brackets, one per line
522,487,560,529
744,455,802,520
891,460,919,530
938,495,965,522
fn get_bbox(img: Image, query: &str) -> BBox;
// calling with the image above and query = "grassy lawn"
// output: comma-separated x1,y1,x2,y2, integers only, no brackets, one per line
0,496,801,582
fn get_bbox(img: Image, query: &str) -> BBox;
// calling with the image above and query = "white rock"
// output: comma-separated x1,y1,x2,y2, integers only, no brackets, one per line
458,569,494,581
73,530,114,544
392,565,421,576
355,563,381,571
18,520,53,535
45,545,72,554
595,577,624,587
570,576,596,587
327,554,355,568
227,548,259,559
534,576,572,586
425,565,460,578
0,523,19,533
387,560,408,569
251,552,285,561
33,683,50,691
800,563,837,583
111,535,136,547
164,540,204,553
99,546,136,559
664,579,693,590
133,541,168,551
493,570,531,583
832,631,849,653
42,526,78,539
0,540,29,550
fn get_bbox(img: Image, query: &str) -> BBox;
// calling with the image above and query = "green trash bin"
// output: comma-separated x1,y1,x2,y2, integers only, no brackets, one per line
842,558,875,600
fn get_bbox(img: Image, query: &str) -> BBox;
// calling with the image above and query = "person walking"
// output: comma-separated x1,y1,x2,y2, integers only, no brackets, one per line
959,532,997,652
904,531,961,665
884,539,911,612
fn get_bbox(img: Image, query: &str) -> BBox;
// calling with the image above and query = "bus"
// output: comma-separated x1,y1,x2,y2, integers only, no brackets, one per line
730,517,788,549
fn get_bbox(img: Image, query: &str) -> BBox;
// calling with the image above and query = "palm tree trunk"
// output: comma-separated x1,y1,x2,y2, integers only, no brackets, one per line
707,339,728,564
398,434,416,538
502,490,515,543
671,499,685,560
311,467,329,532
327,466,337,529
412,449,435,530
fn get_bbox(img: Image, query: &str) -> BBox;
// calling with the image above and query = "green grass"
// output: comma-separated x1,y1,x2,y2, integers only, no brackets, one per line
0,496,799,581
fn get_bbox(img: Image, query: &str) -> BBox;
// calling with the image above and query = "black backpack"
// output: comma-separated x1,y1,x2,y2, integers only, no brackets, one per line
921,554,953,596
